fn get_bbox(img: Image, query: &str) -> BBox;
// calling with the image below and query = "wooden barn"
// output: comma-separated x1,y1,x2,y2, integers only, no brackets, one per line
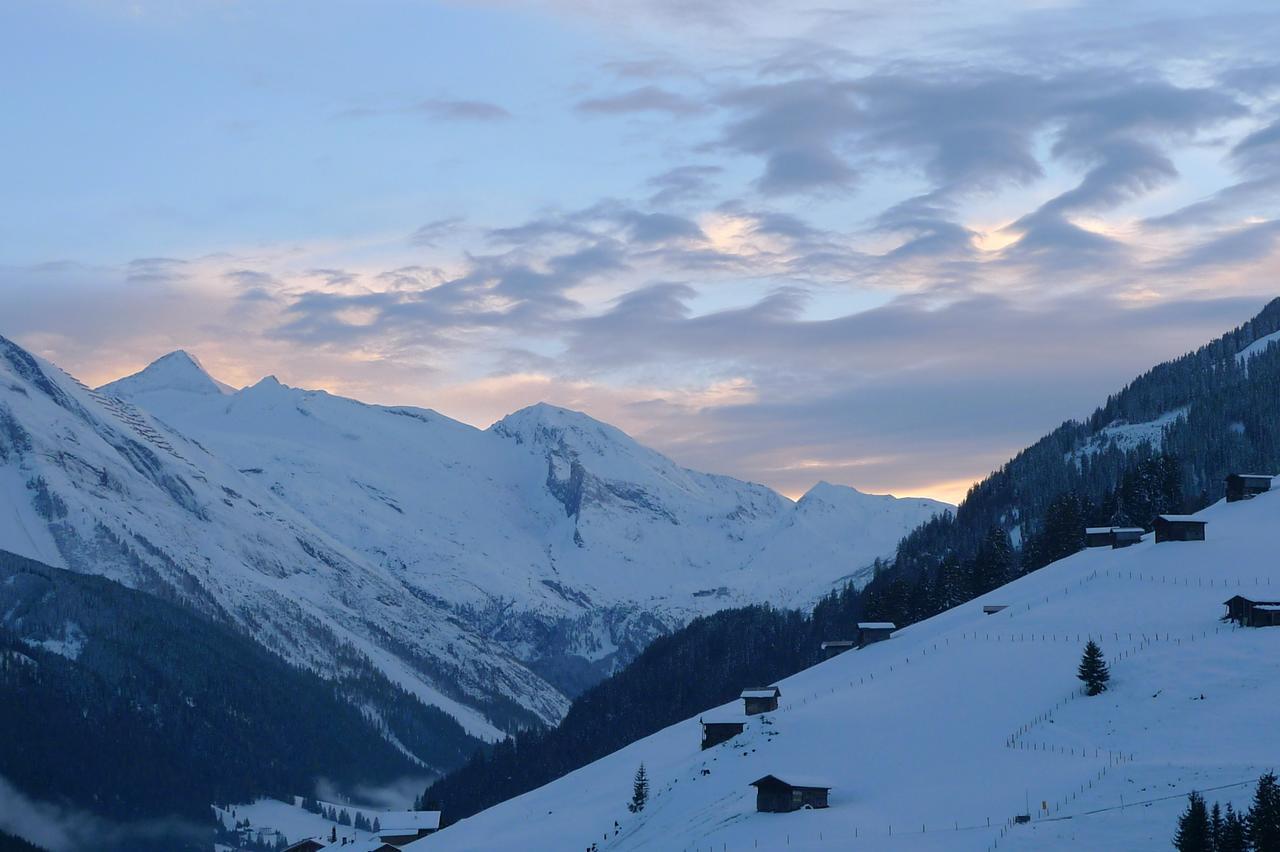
1085,527,1114,548
700,717,747,750
374,810,441,846
1225,473,1273,503
1153,515,1206,543
820,639,856,659
1111,527,1145,548
750,775,831,813
740,686,781,715
856,622,895,647
1251,605,1280,628
983,604,1008,615
1224,595,1280,627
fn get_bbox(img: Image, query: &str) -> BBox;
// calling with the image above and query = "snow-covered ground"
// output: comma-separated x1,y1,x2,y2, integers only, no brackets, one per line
0,337,946,744
421,488,1280,851
1067,406,1188,465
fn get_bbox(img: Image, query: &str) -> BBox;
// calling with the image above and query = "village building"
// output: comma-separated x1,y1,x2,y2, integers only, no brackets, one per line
856,622,895,647
820,639,856,659
1225,473,1273,503
1085,527,1145,548
283,841,328,852
740,686,781,715
374,811,441,846
1111,527,1145,548
749,775,832,812
1153,515,1206,543
983,605,1008,615
1224,595,1280,627
700,717,747,750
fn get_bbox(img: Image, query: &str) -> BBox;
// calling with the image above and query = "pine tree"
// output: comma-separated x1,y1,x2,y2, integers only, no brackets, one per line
1077,640,1110,696
1174,791,1211,852
1248,771,1280,851
1220,804,1248,852
1210,802,1223,851
627,763,649,813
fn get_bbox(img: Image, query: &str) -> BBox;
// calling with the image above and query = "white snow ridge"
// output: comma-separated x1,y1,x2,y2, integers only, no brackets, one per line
0,337,946,747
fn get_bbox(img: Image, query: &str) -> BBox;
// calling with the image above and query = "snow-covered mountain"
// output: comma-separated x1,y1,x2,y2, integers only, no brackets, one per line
422,486,1280,852
0,336,945,742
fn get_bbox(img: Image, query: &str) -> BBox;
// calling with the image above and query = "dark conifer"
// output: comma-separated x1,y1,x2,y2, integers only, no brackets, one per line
1248,771,1280,851
1174,791,1211,852
1077,640,1110,696
628,763,649,813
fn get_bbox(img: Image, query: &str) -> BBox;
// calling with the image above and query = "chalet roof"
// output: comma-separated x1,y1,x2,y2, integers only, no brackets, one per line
750,774,832,791
1254,605,1280,612
377,810,441,832
1155,514,1205,524
821,640,855,648
740,686,781,699
1085,527,1113,534
701,715,749,727
1112,527,1146,534
1226,473,1274,481
1224,595,1280,605
857,622,896,630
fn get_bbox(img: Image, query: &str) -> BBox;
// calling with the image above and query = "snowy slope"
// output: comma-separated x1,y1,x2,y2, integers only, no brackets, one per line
97,353,946,702
1235,327,1280,367
422,489,1280,852
0,338,944,740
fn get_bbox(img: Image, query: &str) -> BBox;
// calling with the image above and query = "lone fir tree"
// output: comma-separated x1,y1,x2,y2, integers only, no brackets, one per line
628,763,650,813
1248,771,1280,851
1077,640,1110,696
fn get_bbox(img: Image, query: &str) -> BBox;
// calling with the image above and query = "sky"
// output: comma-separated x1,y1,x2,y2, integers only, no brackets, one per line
3,0,1280,504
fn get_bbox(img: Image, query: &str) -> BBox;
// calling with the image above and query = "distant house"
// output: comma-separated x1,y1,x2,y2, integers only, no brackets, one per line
374,811,441,846
856,622,895,647
750,775,831,812
700,717,747,750
1153,515,1206,543
983,605,1008,615
1085,527,1145,548
1085,527,1114,548
741,686,781,715
283,841,328,852
1225,473,1273,503
1224,595,1280,627
820,639,856,659
1111,528,1145,548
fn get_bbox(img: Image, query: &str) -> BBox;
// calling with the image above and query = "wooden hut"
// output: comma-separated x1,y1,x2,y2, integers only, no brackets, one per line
741,686,781,715
856,622,895,647
750,775,831,812
1250,605,1280,628
983,605,1008,615
1111,528,1145,548
1085,527,1114,548
374,811,440,846
820,639,856,659
1153,515,1206,543
700,717,747,750
1225,474,1273,503
1224,595,1280,627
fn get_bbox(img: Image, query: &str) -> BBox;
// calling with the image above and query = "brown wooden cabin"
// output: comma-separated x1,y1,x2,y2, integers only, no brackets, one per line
700,717,746,750
1226,474,1273,503
375,810,440,846
1153,515,1206,543
741,686,781,715
1111,528,1145,548
820,639,856,659
282,841,327,852
1085,527,1114,548
983,604,1008,615
856,622,895,647
750,775,831,813
1224,595,1280,627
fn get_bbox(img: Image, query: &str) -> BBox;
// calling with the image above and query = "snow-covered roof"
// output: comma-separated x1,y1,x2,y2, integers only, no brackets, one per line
1227,473,1274,480
1113,527,1146,534
740,686,781,699
1085,527,1114,534
377,811,441,832
750,774,832,790
1253,605,1280,612
857,622,896,630
1156,514,1204,523
701,715,749,726
821,639,855,647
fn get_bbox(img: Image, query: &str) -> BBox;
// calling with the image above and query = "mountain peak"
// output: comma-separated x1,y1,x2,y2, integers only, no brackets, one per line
99,350,236,398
